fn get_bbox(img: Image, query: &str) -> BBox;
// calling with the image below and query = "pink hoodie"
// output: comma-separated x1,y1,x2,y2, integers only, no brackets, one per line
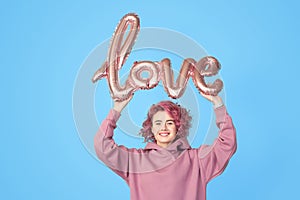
94,105,237,200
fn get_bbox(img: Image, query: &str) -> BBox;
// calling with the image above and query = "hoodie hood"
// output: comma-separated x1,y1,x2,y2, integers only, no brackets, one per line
144,137,191,159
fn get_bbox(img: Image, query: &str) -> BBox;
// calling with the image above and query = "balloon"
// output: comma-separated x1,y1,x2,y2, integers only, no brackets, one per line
92,13,140,83
92,13,223,101
192,56,223,96
129,61,160,90
160,58,195,99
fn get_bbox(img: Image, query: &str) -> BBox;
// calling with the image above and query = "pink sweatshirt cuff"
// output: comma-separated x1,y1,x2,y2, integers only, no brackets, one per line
214,105,227,127
108,109,121,122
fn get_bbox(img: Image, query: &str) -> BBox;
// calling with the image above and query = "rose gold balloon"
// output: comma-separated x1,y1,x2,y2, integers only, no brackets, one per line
108,13,140,70
193,56,223,96
159,56,223,98
92,13,224,101
160,58,196,99
128,61,160,90
92,13,140,101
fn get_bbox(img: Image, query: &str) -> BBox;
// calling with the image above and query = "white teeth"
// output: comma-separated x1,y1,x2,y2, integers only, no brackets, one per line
159,133,169,136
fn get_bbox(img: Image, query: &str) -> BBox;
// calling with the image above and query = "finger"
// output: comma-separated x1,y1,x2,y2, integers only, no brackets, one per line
200,91,213,101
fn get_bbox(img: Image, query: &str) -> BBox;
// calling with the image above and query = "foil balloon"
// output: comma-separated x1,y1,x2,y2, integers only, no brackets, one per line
92,13,141,101
92,13,223,101
128,61,160,90
159,57,223,98
160,58,195,99
193,56,223,96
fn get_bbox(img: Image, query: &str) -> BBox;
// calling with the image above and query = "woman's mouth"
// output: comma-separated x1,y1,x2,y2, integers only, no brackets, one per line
159,132,170,137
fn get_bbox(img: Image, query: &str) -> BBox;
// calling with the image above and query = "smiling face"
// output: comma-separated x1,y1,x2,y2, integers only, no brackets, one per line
151,111,177,148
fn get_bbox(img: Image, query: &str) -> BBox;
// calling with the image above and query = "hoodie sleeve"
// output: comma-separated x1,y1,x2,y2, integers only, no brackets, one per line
94,109,130,182
198,105,237,183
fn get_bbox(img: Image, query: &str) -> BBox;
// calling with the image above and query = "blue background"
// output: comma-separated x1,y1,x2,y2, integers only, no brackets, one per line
2,0,300,199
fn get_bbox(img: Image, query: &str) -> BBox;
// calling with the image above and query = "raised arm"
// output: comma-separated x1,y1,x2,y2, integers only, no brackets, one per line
198,92,237,183
94,94,133,181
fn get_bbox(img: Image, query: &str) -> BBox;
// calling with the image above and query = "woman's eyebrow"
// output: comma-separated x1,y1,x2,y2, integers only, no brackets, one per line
154,120,162,122
166,119,175,122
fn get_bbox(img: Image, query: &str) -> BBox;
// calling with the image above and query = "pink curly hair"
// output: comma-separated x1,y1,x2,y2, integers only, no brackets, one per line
139,101,192,142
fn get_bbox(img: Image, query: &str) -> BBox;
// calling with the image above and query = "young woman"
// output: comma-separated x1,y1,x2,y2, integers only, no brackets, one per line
94,92,237,200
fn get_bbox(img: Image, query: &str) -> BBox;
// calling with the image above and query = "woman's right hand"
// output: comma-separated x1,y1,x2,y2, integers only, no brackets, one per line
113,94,134,113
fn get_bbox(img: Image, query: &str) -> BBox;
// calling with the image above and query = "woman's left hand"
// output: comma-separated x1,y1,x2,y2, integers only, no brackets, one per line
200,91,224,108
113,93,134,113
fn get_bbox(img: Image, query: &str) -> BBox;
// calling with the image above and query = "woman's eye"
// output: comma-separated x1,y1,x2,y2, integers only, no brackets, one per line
167,122,174,125
155,123,161,126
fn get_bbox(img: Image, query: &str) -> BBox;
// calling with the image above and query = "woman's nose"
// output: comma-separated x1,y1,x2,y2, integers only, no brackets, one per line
160,123,167,130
